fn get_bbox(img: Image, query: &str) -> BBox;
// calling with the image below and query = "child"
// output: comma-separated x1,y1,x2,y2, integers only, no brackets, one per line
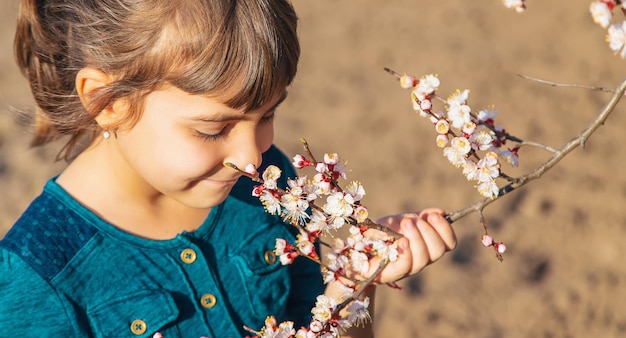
0,0,457,337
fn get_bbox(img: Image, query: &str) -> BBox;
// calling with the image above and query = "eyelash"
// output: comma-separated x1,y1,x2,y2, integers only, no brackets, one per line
261,111,276,123
194,111,276,142
195,128,226,142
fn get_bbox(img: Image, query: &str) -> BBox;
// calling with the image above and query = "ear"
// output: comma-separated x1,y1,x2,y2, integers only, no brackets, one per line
75,67,126,128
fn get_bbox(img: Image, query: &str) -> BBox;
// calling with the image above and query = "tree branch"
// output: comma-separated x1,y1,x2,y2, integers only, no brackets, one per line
445,76,626,224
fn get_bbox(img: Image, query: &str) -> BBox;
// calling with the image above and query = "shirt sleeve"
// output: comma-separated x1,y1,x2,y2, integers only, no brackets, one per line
0,249,81,336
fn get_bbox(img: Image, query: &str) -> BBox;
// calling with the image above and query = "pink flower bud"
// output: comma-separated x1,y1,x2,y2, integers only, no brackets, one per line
481,234,494,247
495,242,507,254
252,185,265,197
292,154,311,168
420,99,432,111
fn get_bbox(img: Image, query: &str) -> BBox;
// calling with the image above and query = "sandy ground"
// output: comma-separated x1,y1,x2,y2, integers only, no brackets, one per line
2,1,626,337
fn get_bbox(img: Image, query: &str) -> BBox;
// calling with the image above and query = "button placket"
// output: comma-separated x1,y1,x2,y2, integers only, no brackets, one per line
176,243,222,317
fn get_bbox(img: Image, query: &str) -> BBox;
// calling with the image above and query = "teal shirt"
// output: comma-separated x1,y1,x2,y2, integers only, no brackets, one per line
0,146,324,337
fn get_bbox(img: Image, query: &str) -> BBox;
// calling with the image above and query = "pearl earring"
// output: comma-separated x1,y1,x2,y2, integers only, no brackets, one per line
103,130,111,139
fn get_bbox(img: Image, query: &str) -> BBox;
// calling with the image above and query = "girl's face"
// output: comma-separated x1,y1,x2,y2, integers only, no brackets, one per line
109,85,286,209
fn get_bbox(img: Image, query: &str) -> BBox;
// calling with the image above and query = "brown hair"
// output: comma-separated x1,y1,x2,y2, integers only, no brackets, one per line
14,0,300,161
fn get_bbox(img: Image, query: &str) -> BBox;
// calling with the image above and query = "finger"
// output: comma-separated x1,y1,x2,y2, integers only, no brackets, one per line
399,216,431,274
418,207,445,216
425,211,457,250
414,217,447,266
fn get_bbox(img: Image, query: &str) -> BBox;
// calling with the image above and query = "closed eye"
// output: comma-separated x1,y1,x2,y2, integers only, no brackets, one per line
261,111,276,124
194,126,227,142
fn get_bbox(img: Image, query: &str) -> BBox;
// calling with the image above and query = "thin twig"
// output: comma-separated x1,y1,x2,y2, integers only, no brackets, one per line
517,74,618,93
518,141,558,153
360,219,403,239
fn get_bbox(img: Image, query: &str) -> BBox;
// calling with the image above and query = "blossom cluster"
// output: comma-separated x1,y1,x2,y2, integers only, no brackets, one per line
253,296,370,338
241,150,399,337
397,73,520,199
505,0,626,59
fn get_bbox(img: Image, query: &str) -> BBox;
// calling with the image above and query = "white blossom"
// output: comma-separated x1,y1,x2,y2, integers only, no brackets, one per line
503,0,525,13
311,173,332,196
435,119,450,135
450,136,472,155
350,250,369,275
469,130,495,151
259,191,281,215
305,209,330,233
462,121,477,135
475,152,500,182
326,251,349,272
477,109,498,123
607,21,626,58
447,101,471,129
477,179,500,198
353,205,369,223
372,240,399,262
312,296,336,323
417,74,440,96
262,165,282,189
399,74,416,89
435,134,449,148
323,192,354,229
590,1,613,28
344,181,366,201
296,232,315,256
281,191,309,225
498,148,519,167
443,146,468,168
346,297,372,327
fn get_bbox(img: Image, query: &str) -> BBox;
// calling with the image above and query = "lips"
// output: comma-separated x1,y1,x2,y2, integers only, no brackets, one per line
187,171,242,189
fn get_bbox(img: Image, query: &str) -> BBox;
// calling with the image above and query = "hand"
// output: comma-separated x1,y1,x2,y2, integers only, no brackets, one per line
370,208,457,284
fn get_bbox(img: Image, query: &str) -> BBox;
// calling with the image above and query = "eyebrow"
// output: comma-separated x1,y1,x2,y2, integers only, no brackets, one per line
190,91,288,123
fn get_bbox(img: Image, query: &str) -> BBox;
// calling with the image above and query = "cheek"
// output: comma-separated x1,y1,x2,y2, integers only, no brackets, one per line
161,140,225,176
258,123,274,154
119,127,221,180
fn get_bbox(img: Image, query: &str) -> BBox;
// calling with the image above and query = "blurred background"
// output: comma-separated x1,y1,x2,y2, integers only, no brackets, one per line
2,1,626,337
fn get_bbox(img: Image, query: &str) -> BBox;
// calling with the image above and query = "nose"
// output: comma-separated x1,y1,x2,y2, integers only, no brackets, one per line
223,127,265,171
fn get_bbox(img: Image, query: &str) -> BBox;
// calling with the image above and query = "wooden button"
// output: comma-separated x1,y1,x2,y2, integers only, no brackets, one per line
130,319,147,335
264,250,277,264
200,293,217,309
180,248,197,264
